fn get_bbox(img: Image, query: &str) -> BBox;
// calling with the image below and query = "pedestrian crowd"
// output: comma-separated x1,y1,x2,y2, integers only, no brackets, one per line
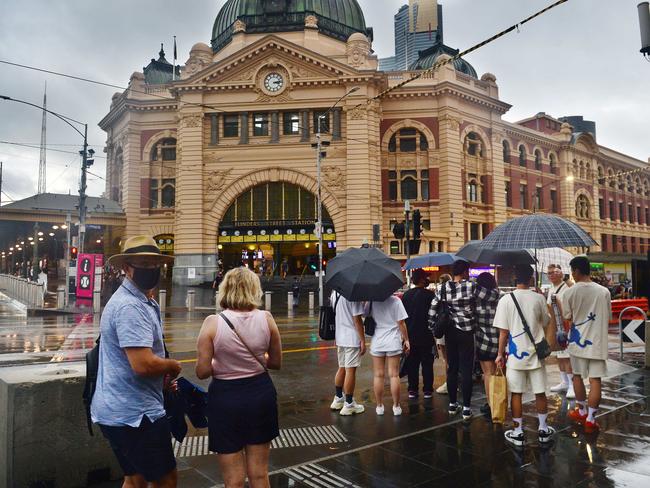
89,235,612,487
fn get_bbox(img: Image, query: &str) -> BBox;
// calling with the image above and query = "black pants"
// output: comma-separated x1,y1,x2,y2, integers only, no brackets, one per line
407,344,434,393
446,327,475,408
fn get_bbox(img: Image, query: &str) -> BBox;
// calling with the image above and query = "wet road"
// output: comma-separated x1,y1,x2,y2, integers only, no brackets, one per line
2,293,650,487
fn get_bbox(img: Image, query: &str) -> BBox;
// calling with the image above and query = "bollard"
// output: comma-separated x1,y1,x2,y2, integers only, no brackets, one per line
287,292,293,310
93,290,101,314
57,286,66,310
309,292,315,311
159,289,167,315
187,289,196,312
265,291,272,311
215,291,222,312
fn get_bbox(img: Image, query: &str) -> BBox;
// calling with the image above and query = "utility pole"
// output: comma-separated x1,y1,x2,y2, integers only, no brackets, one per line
0,161,3,207
65,213,71,306
38,82,47,194
32,223,39,281
404,200,411,287
78,124,93,254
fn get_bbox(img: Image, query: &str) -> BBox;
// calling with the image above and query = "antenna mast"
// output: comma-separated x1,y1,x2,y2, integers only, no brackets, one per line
38,82,47,194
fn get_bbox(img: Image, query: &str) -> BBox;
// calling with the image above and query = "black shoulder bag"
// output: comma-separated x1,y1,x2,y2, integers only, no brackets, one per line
432,285,453,339
319,293,340,340
364,302,377,336
82,336,101,436
510,292,551,360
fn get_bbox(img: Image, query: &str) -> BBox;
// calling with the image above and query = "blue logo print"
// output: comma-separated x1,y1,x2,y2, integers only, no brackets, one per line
508,332,530,360
568,313,596,349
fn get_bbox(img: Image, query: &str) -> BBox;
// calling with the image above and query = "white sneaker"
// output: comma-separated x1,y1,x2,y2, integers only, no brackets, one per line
330,396,345,411
376,405,385,416
550,382,569,393
436,382,448,394
505,429,525,447
340,401,365,416
538,426,556,444
566,387,576,399
393,405,403,416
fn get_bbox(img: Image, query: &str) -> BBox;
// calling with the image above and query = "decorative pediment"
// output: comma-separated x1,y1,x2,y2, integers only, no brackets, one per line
177,35,366,91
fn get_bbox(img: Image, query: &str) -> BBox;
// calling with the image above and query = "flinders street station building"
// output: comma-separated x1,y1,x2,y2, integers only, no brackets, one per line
99,0,650,285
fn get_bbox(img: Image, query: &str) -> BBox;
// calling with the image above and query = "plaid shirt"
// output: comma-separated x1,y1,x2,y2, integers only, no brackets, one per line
428,280,478,333
475,286,502,357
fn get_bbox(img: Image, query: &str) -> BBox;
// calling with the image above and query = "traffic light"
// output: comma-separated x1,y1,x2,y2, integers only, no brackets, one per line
70,246,78,260
308,255,318,272
392,222,405,240
413,210,422,239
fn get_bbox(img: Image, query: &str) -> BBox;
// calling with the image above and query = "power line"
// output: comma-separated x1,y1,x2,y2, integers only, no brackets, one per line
0,141,106,159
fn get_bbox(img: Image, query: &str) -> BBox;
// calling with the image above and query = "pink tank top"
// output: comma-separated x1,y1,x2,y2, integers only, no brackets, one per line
211,309,270,380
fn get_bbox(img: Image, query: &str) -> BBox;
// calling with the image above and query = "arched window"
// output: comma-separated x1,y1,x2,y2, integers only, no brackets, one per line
502,140,511,163
585,162,591,179
579,161,585,179
465,132,484,157
400,171,418,200
387,128,430,153
608,169,616,189
618,174,625,191
575,194,591,219
549,153,557,175
627,176,634,193
467,178,479,203
644,180,650,197
636,177,643,195
534,150,542,171
150,138,177,162
519,145,527,167
161,180,175,208
112,148,123,203
597,166,604,183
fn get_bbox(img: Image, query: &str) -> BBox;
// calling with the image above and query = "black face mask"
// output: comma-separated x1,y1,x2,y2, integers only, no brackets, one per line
131,266,161,290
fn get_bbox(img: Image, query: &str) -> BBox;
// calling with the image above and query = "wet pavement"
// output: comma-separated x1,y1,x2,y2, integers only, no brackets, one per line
1,293,650,487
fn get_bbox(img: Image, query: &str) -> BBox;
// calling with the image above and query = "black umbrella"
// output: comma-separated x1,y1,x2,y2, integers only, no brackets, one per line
457,241,535,265
326,247,404,301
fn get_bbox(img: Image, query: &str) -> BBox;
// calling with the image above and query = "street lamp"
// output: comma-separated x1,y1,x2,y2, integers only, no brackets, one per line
315,86,360,308
0,94,90,253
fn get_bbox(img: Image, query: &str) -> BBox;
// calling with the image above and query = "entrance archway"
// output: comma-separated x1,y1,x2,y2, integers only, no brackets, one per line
217,182,336,276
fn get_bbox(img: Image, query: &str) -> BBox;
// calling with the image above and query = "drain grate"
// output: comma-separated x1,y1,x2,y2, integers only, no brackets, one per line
173,425,348,458
285,464,362,488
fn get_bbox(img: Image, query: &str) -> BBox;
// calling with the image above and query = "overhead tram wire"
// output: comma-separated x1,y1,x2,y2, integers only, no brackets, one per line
356,0,571,108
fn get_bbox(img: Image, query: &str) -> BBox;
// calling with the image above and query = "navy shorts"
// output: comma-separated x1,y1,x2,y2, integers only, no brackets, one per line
208,373,279,454
99,416,176,482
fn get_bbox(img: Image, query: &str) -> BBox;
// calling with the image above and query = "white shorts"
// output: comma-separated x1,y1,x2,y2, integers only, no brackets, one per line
371,350,402,358
570,357,608,379
554,349,571,359
507,366,547,394
337,346,361,368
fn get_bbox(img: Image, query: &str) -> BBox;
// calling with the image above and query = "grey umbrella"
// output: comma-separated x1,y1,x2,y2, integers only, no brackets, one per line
326,247,404,302
479,214,598,250
457,241,535,265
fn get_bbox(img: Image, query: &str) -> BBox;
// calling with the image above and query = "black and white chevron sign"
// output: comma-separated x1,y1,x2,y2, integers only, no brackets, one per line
621,319,646,344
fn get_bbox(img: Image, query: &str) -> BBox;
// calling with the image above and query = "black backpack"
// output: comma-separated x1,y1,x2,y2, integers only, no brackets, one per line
319,293,341,340
432,285,453,339
82,336,101,436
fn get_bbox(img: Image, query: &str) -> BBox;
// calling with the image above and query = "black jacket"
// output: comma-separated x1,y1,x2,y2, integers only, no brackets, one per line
402,287,436,346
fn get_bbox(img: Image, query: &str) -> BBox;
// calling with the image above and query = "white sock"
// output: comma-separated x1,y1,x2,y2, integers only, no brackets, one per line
513,417,523,434
587,407,598,423
560,372,569,385
538,413,548,431
577,401,587,415
566,374,574,386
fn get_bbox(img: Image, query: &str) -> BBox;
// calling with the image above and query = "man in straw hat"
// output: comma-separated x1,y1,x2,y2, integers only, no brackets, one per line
91,236,181,488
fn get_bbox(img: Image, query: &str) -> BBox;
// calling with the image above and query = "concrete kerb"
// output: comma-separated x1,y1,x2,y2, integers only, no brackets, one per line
0,362,121,488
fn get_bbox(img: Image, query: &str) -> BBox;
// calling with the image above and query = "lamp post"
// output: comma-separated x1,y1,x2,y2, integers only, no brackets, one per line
315,87,360,308
0,95,90,254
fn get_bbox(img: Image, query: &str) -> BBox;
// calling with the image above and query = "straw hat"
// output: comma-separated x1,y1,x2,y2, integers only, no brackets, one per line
108,235,175,267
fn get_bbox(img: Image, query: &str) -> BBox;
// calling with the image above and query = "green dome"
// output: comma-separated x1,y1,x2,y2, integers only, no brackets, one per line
410,43,477,78
211,0,372,53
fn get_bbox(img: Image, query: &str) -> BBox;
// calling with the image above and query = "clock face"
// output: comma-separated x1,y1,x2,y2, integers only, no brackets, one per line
264,73,284,93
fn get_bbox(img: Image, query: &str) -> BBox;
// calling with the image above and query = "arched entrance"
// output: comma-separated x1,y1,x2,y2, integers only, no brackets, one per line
217,182,336,276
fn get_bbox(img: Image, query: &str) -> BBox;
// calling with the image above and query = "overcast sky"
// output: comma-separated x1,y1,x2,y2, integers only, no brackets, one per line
0,0,648,203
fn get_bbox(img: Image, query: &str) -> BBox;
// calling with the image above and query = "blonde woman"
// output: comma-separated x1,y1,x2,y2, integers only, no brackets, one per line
196,267,282,488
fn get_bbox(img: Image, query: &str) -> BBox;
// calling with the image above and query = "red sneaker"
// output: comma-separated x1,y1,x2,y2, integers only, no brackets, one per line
568,409,587,425
584,420,600,434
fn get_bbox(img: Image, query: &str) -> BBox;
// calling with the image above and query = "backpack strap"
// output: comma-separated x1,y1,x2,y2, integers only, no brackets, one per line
510,292,536,347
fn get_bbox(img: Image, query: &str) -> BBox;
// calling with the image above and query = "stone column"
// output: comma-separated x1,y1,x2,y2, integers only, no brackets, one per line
437,111,465,251
120,130,141,238
332,108,342,141
173,112,214,286
300,110,310,142
210,114,219,146
270,111,280,143
239,112,249,145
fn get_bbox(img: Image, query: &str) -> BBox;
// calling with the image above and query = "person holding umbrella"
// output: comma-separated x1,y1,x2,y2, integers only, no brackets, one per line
367,293,410,416
401,269,436,399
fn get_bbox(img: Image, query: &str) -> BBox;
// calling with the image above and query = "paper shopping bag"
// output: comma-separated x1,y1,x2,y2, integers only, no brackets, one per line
489,367,508,424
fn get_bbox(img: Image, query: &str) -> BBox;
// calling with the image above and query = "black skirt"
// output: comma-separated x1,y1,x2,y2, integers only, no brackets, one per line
208,373,279,454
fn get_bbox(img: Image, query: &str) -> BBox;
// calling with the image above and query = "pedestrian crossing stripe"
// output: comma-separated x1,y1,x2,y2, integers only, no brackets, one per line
284,463,361,488
172,425,348,458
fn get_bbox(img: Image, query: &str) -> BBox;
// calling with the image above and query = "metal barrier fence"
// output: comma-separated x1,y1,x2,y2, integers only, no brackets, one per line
0,274,45,308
